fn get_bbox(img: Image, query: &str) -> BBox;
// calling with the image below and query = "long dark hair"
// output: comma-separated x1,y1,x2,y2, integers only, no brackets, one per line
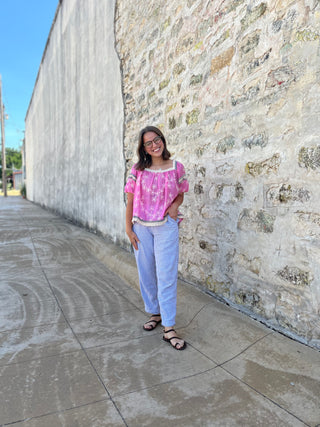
135,126,171,171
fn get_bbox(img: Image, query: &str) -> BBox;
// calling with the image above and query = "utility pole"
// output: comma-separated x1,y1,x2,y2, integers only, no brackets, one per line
0,75,7,197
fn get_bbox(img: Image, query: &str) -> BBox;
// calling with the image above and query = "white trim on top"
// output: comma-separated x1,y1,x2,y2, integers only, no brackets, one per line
144,160,177,173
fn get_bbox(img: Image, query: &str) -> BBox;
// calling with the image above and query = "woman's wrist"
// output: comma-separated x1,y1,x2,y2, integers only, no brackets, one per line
173,193,183,208
170,201,180,212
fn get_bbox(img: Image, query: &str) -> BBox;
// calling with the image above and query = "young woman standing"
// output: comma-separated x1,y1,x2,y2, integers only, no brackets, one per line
125,126,189,350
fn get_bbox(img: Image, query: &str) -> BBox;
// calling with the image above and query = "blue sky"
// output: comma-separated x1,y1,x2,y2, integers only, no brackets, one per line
0,1,59,150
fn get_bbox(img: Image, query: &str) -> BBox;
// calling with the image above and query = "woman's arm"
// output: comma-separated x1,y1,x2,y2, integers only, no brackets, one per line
165,193,184,220
126,192,140,250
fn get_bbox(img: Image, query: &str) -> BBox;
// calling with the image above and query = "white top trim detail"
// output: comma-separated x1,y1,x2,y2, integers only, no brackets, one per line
144,160,176,173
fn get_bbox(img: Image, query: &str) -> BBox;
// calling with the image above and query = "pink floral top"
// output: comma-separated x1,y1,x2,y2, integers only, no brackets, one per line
125,160,189,226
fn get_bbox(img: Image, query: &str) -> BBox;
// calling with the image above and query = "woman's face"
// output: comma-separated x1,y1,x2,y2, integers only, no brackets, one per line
143,131,164,159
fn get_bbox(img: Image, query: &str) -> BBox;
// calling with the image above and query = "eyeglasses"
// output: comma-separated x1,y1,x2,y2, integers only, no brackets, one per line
144,136,162,147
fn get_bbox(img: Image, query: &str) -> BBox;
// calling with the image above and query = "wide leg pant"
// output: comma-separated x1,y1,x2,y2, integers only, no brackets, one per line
133,216,179,327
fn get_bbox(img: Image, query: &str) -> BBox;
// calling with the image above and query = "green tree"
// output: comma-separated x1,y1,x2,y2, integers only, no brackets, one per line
0,148,22,176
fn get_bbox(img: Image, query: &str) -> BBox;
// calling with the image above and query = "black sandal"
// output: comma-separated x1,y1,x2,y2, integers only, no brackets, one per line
143,315,161,331
163,328,187,350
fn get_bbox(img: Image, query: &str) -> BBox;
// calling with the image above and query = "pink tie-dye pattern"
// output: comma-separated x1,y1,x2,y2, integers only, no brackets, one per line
124,160,189,226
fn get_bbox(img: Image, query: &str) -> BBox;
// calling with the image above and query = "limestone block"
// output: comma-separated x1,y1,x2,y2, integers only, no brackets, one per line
295,29,320,42
246,48,272,74
146,89,155,100
161,17,171,33
194,165,206,177
176,33,196,55
216,162,234,176
198,240,218,252
265,66,296,89
227,0,247,13
214,29,231,49
293,211,320,238
232,251,262,275
238,209,275,233
159,78,170,90
234,289,262,309
277,266,313,287
190,74,203,86
169,117,176,129
205,102,223,118
242,133,268,149
245,153,281,176
186,109,200,125
173,62,186,76
298,145,320,170
272,20,282,33
205,276,231,298
199,205,216,219
209,183,244,203
186,261,206,284
216,136,236,154
266,184,311,207
210,47,235,75
240,3,268,31
231,84,260,106
196,17,213,39
181,95,190,107
240,30,261,55
275,290,318,339
171,17,183,38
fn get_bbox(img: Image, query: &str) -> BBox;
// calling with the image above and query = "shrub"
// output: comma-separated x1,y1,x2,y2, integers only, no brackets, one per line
20,183,26,198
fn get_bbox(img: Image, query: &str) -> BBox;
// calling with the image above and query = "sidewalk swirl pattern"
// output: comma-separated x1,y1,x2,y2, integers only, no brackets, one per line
0,197,319,426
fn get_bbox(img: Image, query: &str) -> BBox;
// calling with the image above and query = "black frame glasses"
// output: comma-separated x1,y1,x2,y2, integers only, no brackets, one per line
144,136,162,147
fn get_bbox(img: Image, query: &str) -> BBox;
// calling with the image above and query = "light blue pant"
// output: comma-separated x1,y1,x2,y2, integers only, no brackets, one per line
133,216,179,327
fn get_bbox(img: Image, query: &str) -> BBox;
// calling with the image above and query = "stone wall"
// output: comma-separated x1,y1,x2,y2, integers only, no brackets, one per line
25,0,320,348
25,0,125,244
115,0,320,347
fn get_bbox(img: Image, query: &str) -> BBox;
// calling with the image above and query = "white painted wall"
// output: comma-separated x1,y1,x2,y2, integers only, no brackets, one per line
25,0,125,244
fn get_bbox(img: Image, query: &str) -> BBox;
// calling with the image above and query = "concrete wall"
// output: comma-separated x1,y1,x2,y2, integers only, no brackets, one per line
25,0,125,243
26,0,320,348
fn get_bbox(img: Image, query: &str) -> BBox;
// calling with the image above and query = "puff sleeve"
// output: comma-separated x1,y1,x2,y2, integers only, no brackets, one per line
177,162,189,193
124,166,137,194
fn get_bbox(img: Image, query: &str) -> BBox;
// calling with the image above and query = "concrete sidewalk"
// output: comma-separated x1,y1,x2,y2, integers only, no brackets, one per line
0,196,319,427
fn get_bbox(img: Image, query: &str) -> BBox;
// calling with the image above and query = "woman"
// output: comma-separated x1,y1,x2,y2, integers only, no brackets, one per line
125,126,189,350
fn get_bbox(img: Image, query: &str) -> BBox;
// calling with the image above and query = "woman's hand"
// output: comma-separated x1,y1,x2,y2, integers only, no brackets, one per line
165,203,179,220
165,193,184,220
126,229,140,250
126,193,139,250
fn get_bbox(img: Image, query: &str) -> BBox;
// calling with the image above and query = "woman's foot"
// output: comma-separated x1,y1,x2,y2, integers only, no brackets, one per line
143,314,161,331
163,328,186,350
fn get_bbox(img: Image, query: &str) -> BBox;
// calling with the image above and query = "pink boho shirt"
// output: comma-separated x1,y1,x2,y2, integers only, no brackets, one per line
124,160,189,226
